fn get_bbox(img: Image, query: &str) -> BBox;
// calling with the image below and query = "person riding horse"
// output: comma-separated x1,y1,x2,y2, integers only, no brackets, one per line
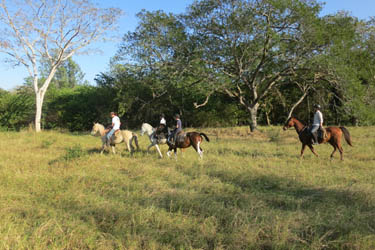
168,114,182,146
309,104,323,145
106,112,121,146
155,113,168,140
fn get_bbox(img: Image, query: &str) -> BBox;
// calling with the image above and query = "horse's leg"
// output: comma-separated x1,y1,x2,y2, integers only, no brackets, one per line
147,143,153,153
134,135,139,151
174,148,177,160
307,144,318,157
329,143,337,160
166,147,172,158
334,139,344,160
337,137,344,161
129,138,135,153
154,144,163,158
338,146,344,161
100,143,105,154
192,140,203,159
300,144,307,158
147,138,153,153
111,145,116,154
125,139,132,153
100,138,106,154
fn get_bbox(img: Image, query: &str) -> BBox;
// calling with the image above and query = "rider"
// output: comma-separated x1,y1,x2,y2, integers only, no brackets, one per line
168,114,182,146
155,113,167,140
159,113,166,127
106,112,121,146
310,104,323,145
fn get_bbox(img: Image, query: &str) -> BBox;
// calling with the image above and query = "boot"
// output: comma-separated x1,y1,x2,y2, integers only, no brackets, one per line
168,136,174,146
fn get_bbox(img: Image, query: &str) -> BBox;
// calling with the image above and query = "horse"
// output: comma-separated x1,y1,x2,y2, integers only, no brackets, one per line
166,130,210,159
283,117,352,160
140,123,168,158
90,123,139,154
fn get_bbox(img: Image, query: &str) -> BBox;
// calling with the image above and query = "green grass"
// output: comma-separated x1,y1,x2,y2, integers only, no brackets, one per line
0,126,374,249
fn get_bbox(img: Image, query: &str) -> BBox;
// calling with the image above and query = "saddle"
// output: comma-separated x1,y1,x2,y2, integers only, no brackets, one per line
309,126,327,141
175,131,186,144
109,130,123,144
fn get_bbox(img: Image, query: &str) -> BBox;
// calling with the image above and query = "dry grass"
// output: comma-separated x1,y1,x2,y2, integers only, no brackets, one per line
0,126,374,249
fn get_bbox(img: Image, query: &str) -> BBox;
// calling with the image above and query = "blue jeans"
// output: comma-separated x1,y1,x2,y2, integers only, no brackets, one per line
106,128,115,142
310,125,319,134
309,125,319,143
169,129,181,143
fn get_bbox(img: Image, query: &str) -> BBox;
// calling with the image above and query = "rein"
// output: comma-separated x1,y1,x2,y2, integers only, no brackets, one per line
298,126,308,135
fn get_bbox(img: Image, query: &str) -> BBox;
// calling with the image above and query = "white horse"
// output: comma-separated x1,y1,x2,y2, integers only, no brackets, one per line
140,123,168,158
91,123,139,154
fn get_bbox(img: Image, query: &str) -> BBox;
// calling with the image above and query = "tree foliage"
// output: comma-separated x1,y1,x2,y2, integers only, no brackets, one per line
1,0,375,131
0,0,122,131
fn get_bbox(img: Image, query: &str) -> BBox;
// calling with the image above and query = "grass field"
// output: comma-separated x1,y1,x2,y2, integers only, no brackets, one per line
0,126,374,249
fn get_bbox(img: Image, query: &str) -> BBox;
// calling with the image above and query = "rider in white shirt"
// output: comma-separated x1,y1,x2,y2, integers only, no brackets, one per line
310,104,323,144
155,113,167,140
106,112,121,145
160,113,166,126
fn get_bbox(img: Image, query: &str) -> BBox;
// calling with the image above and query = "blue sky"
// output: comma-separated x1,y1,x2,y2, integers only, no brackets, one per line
0,0,374,90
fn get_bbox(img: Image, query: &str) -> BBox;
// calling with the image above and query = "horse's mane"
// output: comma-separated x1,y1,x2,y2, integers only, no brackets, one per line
291,116,307,126
94,123,105,129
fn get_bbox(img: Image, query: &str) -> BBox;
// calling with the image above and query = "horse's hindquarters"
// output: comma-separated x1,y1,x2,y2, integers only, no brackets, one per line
158,138,167,144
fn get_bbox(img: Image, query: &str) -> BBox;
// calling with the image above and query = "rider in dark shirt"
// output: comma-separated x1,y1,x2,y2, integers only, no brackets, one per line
169,114,182,145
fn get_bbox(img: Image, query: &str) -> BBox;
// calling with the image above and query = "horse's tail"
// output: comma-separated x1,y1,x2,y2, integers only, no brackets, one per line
200,133,210,142
340,127,353,146
132,132,140,150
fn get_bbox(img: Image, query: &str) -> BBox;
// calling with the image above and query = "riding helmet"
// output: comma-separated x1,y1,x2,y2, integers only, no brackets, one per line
314,104,321,109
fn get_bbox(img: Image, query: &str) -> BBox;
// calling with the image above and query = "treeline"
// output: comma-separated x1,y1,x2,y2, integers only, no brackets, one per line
1,0,375,131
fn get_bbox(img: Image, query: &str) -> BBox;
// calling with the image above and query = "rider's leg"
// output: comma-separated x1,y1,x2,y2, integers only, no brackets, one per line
106,128,115,146
310,125,319,144
168,133,174,145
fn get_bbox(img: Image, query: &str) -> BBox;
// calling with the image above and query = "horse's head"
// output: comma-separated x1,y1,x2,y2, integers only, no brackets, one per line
140,123,153,136
283,117,295,131
91,123,101,136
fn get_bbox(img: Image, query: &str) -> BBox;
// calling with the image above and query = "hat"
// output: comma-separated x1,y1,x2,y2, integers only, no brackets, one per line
314,104,321,109
174,114,180,119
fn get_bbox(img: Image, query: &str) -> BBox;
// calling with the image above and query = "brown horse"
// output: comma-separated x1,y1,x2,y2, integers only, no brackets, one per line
283,117,352,160
166,131,210,159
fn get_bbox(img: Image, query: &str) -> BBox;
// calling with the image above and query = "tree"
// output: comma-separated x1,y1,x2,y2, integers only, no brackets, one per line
184,0,334,131
0,0,122,131
42,57,88,88
113,10,213,121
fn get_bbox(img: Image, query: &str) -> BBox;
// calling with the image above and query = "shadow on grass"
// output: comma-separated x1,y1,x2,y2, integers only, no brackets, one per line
214,148,267,158
137,168,375,249
34,163,375,249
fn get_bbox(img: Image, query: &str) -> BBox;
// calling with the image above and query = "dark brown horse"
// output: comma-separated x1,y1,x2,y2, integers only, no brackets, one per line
166,131,210,159
283,117,352,160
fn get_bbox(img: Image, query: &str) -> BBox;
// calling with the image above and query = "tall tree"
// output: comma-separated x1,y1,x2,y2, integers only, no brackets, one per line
184,0,330,131
0,0,122,131
113,10,212,120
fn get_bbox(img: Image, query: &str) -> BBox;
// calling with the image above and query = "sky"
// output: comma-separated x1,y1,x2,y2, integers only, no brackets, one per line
0,0,374,91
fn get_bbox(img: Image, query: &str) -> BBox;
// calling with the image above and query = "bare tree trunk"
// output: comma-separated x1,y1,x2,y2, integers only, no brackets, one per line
265,110,271,126
286,87,310,120
248,103,259,132
33,67,57,132
35,92,43,132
